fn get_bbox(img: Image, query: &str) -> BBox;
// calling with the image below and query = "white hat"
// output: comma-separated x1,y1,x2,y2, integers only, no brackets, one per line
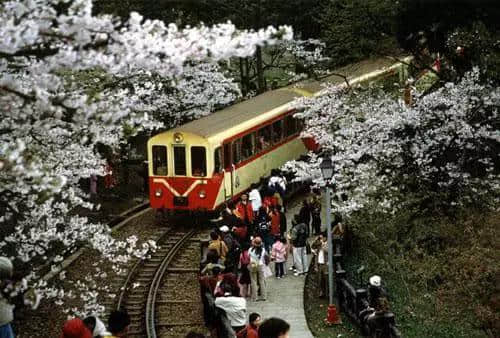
0,257,13,279
369,275,381,287
219,225,230,233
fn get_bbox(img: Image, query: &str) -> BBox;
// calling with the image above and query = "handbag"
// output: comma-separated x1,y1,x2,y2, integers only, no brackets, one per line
263,264,273,278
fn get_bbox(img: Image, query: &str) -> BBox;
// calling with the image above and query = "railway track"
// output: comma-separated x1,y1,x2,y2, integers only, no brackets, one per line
112,228,206,338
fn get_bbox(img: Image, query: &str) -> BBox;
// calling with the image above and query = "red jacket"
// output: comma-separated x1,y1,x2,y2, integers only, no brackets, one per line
236,201,254,223
233,226,248,241
270,211,280,236
263,196,277,208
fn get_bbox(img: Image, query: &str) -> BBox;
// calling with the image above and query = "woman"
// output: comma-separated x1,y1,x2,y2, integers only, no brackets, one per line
238,243,251,298
248,237,267,302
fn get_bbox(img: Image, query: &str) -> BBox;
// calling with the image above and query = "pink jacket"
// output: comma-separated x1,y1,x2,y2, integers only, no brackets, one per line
271,241,287,263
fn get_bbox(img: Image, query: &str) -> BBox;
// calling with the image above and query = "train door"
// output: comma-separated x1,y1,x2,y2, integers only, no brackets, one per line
223,142,233,200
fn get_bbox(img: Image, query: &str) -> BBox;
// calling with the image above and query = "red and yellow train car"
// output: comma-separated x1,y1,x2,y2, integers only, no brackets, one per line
147,85,321,213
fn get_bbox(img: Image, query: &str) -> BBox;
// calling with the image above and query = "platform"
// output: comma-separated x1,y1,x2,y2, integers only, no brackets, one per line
246,200,314,337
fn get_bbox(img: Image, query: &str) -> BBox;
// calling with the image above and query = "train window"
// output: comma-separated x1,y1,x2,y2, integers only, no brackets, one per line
223,143,232,169
241,133,254,159
152,145,167,176
257,125,272,151
214,147,223,173
284,115,297,137
191,146,206,177
272,120,283,143
232,139,242,164
173,146,186,176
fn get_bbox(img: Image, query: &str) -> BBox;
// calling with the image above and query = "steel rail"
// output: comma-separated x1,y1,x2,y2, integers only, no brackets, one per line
145,229,197,338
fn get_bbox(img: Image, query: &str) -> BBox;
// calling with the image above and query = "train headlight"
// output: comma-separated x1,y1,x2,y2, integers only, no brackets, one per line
173,132,183,143
198,190,207,199
155,188,162,197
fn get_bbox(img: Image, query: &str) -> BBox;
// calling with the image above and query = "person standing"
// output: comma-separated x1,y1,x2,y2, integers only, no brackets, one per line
269,206,281,238
311,232,328,298
290,218,308,276
238,243,251,298
249,237,267,302
271,236,287,279
248,184,262,217
310,188,322,236
236,193,254,226
298,200,311,237
276,205,287,238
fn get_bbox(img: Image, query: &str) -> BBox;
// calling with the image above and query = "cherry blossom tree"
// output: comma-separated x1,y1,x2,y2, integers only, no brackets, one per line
0,0,292,315
286,68,500,216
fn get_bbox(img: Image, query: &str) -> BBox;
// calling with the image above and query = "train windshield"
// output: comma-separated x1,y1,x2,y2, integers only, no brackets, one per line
152,145,168,176
191,146,206,177
174,146,187,176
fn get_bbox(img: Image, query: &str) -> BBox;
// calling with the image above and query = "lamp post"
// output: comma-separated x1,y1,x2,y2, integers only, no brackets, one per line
320,154,342,325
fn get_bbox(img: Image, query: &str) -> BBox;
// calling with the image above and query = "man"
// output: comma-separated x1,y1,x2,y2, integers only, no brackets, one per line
208,231,228,263
214,284,247,333
248,184,262,216
258,317,290,338
290,216,308,276
311,232,328,298
104,310,130,338
310,188,322,236
236,193,254,225
236,312,261,338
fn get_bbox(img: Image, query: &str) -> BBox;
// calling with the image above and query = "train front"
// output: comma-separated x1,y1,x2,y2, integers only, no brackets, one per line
147,131,222,215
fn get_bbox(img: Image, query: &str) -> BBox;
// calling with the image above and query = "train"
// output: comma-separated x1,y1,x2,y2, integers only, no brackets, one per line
147,58,402,214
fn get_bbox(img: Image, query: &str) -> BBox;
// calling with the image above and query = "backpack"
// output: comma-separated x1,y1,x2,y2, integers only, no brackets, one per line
240,251,250,265
258,221,269,233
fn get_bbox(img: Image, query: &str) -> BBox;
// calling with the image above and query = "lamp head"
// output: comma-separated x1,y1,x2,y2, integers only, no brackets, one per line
320,155,334,180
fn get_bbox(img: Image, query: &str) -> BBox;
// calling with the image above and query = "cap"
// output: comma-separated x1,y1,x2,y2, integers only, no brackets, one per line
219,225,230,233
369,275,381,287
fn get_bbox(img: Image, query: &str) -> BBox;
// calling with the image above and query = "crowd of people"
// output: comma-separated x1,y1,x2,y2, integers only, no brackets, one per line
197,170,332,337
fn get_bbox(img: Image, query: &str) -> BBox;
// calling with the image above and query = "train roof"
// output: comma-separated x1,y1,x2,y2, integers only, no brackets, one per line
168,88,306,139
157,57,402,144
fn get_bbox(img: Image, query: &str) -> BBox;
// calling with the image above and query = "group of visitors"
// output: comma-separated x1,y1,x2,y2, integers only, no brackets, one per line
60,310,130,338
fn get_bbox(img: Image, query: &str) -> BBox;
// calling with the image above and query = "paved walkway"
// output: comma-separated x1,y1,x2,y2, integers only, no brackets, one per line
246,200,314,338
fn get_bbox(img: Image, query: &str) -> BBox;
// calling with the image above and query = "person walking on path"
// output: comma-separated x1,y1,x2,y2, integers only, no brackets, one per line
249,237,268,302
290,217,308,276
258,317,290,338
271,236,287,278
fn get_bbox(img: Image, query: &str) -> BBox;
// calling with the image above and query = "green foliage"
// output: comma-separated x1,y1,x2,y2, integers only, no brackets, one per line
317,0,399,67
344,202,499,337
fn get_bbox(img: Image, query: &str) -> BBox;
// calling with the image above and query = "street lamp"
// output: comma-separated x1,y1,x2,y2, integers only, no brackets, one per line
320,154,342,325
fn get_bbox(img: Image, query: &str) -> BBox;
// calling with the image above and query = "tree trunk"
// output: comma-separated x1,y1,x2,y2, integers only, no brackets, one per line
256,46,266,93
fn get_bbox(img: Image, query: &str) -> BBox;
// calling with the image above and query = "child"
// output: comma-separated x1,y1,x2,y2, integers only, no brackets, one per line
271,236,287,278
